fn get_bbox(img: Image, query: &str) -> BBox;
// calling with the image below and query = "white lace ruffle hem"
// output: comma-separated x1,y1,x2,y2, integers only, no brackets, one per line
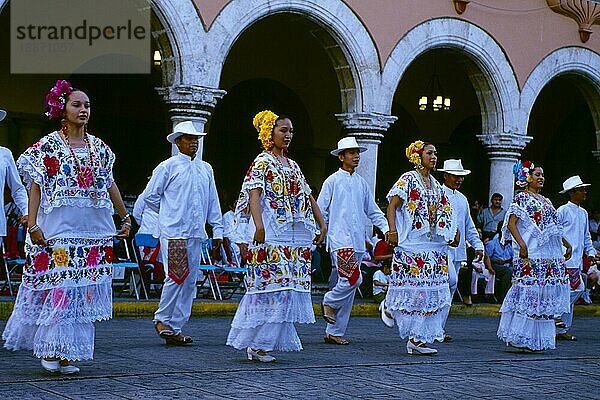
2,282,112,360
390,305,450,344
497,311,556,351
229,290,315,329
227,322,303,352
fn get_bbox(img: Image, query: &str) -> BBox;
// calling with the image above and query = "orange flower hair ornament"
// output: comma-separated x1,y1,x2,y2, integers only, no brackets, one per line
405,140,425,169
253,110,279,150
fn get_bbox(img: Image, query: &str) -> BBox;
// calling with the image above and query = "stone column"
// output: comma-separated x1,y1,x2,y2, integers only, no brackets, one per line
156,85,226,157
593,129,600,163
477,133,533,205
335,112,397,194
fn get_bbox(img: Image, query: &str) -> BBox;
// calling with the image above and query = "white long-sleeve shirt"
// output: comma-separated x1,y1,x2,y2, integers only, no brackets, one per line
557,201,596,270
317,168,388,252
133,186,159,238
442,185,483,262
144,154,223,240
0,147,28,236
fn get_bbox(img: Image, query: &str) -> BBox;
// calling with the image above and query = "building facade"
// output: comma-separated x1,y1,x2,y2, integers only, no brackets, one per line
1,0,599,208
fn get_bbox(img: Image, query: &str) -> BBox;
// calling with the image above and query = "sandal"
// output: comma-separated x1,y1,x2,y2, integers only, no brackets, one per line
165,333,193,346
321,303,336,325
554,320,566,329
556,333,577,341
154,321,174,339
324,334,349,345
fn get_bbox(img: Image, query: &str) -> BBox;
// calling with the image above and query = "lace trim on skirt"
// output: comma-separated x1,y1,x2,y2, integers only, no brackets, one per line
497,311,556,350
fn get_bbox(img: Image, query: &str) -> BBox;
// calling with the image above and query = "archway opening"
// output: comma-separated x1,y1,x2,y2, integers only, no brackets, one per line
525,75,599,208
378,49,487,205
205,13,347,205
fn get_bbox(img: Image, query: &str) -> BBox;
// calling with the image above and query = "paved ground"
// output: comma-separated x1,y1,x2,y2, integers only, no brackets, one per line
1,316,599,399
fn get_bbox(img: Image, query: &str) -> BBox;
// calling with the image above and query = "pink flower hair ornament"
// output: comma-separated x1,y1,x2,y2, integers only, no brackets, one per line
513,160,535,188
45,80,73,118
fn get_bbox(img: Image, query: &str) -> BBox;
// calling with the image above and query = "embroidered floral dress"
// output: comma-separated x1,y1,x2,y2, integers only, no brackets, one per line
2,131,116,361
227,152,317,352
497,191,570,350
385,170,456,343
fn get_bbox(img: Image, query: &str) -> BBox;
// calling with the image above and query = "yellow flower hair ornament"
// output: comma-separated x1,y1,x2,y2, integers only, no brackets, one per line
253,110,279,150
406,140,425,169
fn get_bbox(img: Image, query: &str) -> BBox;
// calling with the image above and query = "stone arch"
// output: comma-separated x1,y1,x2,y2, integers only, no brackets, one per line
380,17,521,136
202,0,381,113
521,47,600,136
149,0,207,86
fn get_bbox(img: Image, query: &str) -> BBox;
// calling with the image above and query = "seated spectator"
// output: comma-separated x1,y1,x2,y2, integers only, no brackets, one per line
478,193,507,241
586,265,599,303
219,201,240,266
484,221,513,302
372,262,391,304
471,249,496,303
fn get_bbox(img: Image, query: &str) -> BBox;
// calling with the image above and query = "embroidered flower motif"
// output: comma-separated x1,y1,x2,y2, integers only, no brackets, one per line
407,202,417,211
410,265,420,275
270,247,280,263
301,248,312,261
283,247,292,260
33,251,50,273
415,221,422,229
261,268,271,279
86,246,100,267
104,246,114,263
256,248,267,263
52,248,70,267
441,264,449,273
77,166,94,188
533,211,542,223
43,155,60,177
409,189,420,201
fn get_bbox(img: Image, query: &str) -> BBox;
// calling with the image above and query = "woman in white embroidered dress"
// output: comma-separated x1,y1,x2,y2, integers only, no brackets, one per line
226,110,326,362
384,141,457,355
2,80,130,374
497,161,571,352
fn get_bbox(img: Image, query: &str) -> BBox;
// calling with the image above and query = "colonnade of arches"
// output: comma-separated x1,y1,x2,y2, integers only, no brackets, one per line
1,0,599,208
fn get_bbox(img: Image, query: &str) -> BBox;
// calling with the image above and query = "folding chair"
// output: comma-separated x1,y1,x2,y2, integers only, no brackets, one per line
214,243,246,300
132,233,162,298
197,239,221,300
0,231,26,297
112,237,148,300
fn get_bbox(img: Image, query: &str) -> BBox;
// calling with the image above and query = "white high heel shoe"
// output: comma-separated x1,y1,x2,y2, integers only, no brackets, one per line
59,364,80,374
406,340,438,355
380,301,394,328
246,348,276,362
41,359,60,372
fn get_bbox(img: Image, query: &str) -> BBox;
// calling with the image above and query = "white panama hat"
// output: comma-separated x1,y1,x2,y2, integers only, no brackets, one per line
330,136,367,156
0,109,6,122
559,175,590,194
166,121,206,143
438,159,471,176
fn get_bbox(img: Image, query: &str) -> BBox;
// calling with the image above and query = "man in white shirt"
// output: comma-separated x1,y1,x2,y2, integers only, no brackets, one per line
0,109,28,242
438,159,484,341
556,175,596,341
317,137,389,345
145,121,223,345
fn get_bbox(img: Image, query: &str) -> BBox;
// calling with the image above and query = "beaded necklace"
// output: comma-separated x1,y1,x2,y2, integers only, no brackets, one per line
61,125,98,204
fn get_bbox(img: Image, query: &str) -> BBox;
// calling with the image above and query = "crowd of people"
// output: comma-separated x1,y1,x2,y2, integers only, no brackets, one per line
0,80,598,373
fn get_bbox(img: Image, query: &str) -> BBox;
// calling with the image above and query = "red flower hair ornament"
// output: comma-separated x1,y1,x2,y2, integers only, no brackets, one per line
45,80,73,119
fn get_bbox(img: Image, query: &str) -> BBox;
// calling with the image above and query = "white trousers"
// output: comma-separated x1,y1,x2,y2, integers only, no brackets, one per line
153,238,202,334
471,268,495,295
557,280,584,335
323,251,364,337
448,260,461,300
